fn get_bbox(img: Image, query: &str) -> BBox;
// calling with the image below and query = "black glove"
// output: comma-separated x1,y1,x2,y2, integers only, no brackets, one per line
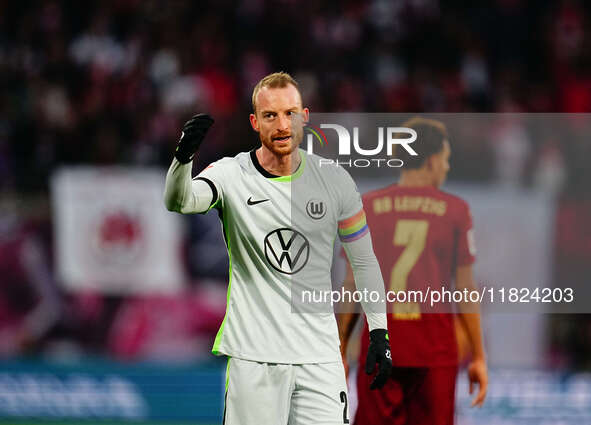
174,114,215,164
365,329,392,390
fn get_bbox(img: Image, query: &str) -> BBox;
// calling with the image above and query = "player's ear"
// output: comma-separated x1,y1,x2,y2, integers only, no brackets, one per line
302,107,309,123
249,113,259,132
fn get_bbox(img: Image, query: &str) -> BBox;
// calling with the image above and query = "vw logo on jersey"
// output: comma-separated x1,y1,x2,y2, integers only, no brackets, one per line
264,228,310,274
306,199,326,220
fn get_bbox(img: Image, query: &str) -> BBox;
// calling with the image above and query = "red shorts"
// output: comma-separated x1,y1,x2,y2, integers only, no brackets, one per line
354,365,458,425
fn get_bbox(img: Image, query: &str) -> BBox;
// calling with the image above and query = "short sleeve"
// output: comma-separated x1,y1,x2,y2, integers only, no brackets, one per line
456,201,476,266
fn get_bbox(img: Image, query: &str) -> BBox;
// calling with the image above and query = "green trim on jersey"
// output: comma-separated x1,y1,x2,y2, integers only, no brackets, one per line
212,208,232,355
269,150,306,182
207,196,221,212
225,357,231,392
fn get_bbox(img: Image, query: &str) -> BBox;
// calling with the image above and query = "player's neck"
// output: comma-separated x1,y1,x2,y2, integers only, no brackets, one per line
256,147,301,176
398,171,435,188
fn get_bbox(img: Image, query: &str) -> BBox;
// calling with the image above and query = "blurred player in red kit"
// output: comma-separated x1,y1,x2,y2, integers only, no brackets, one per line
337,117,488,425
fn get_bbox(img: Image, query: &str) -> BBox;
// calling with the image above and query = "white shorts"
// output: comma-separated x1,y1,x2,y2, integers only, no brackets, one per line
223,357,350,425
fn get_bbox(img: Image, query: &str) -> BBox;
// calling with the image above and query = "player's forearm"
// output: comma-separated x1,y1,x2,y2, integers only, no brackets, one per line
164,158,213,214
456,265,486,360
456,283,486,360
459,313,486,361
342,232,387,331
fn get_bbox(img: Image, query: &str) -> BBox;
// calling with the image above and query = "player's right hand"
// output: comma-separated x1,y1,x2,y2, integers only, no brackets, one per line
468,358,488,407
174,113,215,164
365,329,392,390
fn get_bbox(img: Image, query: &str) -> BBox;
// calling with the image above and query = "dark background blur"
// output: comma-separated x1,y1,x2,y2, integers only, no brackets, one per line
3,0,591,193
1,0,591,423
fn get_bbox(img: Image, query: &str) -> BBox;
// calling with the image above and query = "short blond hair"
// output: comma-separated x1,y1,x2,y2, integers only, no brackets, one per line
251,72,300,113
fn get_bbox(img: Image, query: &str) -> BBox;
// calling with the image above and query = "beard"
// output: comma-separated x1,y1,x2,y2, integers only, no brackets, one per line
260,127,303,157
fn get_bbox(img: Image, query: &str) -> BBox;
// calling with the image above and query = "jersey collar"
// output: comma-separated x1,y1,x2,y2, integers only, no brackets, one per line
250,149,306,182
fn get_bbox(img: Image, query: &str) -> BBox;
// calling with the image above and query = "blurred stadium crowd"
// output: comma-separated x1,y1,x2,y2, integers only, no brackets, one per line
1,0,591,367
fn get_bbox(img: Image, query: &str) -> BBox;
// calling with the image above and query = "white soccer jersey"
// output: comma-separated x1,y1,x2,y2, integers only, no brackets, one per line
192,148,366,364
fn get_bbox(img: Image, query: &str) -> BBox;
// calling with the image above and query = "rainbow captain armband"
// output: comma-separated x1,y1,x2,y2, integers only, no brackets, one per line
338,209,369,243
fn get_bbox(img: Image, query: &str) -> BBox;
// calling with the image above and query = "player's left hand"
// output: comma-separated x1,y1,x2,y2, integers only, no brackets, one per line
365,329,392,390
468,358,488,407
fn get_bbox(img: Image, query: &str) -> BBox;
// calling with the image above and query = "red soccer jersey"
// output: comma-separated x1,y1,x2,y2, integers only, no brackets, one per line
358,184,476,367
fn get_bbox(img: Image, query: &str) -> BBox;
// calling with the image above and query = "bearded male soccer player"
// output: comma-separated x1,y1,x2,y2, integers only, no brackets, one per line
338,118,488,425
164,72,392,424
